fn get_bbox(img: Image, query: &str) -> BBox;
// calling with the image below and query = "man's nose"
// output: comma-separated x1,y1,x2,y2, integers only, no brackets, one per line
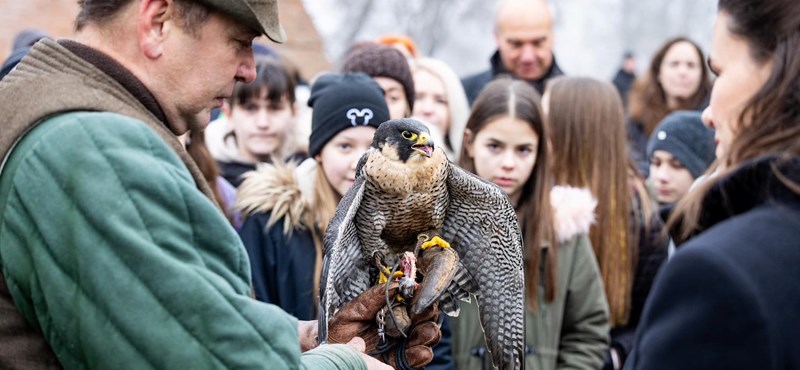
236,54,257,84
519,45,537,61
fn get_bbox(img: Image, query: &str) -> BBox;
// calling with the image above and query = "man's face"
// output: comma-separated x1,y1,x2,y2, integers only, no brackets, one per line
157,11,258,134
495,9,554,81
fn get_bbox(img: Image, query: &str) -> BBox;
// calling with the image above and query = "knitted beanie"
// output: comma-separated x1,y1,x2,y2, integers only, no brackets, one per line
307,72,390,157
341,44,415,111
646,111,716,178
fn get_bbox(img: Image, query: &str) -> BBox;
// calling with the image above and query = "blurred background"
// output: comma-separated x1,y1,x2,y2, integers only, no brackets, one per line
0,0,716,82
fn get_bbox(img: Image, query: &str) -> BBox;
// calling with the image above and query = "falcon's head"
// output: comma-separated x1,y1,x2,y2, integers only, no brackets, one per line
372,119,436,163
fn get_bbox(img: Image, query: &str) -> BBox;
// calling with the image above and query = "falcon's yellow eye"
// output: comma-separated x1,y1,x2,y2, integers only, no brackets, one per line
401,130,418,141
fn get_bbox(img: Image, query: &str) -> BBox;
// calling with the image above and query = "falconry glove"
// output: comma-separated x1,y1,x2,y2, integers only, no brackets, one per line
327,282,441,369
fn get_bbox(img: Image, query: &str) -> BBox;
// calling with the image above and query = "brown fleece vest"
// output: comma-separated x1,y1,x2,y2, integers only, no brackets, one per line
0,39,216,369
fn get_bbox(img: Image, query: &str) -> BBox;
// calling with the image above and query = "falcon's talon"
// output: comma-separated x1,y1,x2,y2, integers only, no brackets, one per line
378,269,405,284
421,235,451,250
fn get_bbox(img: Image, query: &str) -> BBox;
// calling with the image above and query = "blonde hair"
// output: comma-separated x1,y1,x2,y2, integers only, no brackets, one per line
308,162,343,305
412,58,470,160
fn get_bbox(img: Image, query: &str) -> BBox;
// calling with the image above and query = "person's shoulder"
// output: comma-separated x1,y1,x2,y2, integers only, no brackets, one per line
688,203,800,256
15,111,162,162
44,111,152,133
461,69,492,88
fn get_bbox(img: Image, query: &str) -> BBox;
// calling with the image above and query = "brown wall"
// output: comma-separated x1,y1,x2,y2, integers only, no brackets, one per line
269,0,332,81
0,0,330,81
0,0,79,61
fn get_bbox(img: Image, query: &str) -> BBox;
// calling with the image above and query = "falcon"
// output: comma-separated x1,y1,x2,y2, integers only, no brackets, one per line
319,119,524,370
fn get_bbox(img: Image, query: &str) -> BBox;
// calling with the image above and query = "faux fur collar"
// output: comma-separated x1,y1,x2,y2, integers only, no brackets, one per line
235,158,317,234
550,186,597,243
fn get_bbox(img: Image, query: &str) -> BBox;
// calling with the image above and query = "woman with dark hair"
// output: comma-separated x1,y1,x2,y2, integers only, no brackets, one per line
450,78,609,370
625,0,800,368
544,77,669,370
627,37,712,176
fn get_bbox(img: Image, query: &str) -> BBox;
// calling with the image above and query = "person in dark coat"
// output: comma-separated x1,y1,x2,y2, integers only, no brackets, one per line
612,51,637,108
0,29,49,80
625,0,800,368
461,0,563,105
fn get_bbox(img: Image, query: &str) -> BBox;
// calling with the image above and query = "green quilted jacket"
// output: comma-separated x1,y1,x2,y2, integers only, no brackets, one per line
0,112,365,369
0,38,365,370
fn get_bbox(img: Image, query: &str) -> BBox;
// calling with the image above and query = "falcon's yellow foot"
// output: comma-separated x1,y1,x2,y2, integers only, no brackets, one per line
378,269,405,284
421,235,451,250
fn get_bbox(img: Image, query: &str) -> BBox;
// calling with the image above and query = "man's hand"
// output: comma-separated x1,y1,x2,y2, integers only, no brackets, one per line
327,283,442,369
298,320,318,352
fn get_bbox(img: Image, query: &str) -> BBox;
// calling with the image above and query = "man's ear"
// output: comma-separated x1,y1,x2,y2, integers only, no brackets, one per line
138,0,174,59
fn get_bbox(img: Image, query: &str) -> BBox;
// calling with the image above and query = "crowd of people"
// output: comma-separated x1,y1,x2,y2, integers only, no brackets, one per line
0,0,798,369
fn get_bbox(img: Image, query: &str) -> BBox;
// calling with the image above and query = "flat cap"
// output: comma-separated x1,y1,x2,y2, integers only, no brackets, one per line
197,0,286,43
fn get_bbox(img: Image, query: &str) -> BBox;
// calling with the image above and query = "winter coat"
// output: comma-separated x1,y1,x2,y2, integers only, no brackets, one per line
461,51,564,106
451,186,610,370
235,159,455,369
612,69,635,109
0,39,366,370
625,155,800,370
236,159,321,319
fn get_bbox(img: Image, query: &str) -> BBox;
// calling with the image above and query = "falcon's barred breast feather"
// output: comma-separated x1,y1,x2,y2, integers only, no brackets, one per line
319,119,525,370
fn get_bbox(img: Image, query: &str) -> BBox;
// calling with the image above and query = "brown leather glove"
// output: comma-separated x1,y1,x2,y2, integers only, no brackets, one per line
327,282,442,369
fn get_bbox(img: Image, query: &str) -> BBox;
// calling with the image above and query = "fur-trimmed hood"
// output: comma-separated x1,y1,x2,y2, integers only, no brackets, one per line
205,115,253,164
550,185,597,243
234,158,318,234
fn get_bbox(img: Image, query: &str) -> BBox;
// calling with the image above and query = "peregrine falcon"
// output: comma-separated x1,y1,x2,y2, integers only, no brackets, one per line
319,119,524,370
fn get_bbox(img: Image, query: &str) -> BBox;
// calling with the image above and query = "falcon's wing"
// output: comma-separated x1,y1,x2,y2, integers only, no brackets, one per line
442,163,525,370
317,172,371,343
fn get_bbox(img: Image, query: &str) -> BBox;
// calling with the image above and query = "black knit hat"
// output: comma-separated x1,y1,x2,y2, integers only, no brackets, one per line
307,72,390,157
341,44,415,111
647,111,716,178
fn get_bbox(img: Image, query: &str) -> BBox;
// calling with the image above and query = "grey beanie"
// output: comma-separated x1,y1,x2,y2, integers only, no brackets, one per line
647,111,716,178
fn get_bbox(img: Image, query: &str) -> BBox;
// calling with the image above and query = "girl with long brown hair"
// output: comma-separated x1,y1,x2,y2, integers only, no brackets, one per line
544,76,669,370
450,77,609,370
626,0,800,367
627,37,712,176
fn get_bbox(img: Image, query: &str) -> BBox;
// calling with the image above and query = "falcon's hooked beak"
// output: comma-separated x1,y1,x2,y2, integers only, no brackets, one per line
412,133,435,158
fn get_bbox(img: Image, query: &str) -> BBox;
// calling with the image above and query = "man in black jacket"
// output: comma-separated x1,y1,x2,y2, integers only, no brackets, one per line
461,0,563,105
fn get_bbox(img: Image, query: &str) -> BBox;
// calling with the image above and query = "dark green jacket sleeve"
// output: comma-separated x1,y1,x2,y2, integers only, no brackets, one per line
557,234,610,369
0,112,365,370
